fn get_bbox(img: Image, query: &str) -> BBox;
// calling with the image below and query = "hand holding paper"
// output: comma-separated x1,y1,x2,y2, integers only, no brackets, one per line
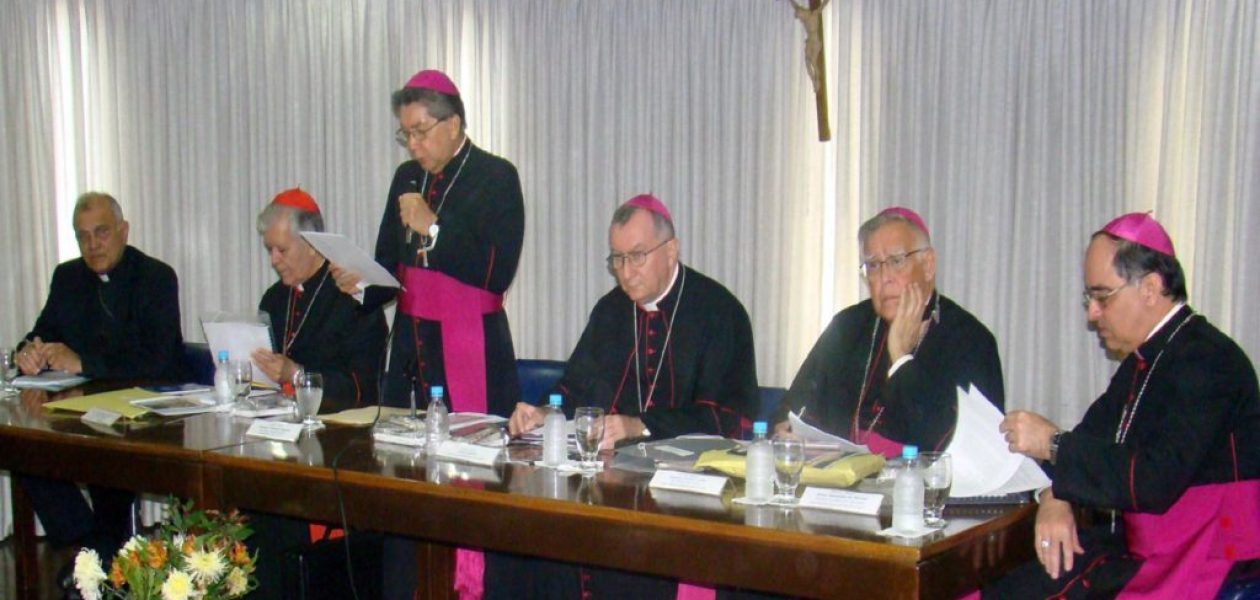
301,232,400,304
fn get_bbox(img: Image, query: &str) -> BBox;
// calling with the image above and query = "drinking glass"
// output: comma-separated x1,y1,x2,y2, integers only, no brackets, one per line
574,406,605,472
772,436,806,504
1,348,19,397
919,451,952,527
230,360,253,404
295,371,325,430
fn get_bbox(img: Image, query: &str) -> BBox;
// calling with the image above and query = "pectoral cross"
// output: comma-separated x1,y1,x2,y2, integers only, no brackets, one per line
789,0,832,141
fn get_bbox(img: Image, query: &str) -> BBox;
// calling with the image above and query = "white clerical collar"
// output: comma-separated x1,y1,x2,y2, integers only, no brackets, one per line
1145,303,1187,342
640,264,681,312
98,274,109,283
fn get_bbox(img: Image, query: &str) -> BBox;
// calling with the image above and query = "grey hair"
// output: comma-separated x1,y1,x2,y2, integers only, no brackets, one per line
858,211,928,251
391,87,467,133
73,192,124,223
611,204,675,242
256,203,325,236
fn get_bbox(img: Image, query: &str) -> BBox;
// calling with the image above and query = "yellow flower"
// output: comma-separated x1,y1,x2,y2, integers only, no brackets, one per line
225,567,250,597
160,569,194,600
187,548,227,585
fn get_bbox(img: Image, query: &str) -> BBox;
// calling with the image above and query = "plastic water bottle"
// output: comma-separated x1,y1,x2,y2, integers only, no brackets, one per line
213,350,234,404
425,385,449,451
542,394,567,467
893,445,925,533
745,421,774,502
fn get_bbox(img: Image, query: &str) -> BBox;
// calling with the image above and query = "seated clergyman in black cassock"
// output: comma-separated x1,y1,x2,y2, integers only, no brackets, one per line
498,194,758,599
13,192,188,592
246,187,388,600
991,213,1259,598
509,193,757,446
775,207,1004,458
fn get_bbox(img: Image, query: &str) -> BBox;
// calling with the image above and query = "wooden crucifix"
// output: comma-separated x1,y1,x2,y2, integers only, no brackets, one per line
789,0,831,141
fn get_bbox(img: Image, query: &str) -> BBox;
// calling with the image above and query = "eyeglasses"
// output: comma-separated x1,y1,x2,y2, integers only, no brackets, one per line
1081,283,1131,310
606,238,673,271
860,248,928,279
394,118,447,147
74,225,116,246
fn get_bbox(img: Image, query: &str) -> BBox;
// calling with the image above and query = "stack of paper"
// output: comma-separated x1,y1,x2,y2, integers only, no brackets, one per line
946,385,1051,498
13,371,88,392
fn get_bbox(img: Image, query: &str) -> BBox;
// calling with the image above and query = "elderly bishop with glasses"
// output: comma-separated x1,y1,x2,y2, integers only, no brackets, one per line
775,207,1005,457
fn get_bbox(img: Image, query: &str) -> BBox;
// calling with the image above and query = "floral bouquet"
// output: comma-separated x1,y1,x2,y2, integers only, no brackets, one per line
73,499,258,600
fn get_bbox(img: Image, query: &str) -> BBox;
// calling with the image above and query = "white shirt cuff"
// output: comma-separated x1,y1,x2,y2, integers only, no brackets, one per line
888,355,914,377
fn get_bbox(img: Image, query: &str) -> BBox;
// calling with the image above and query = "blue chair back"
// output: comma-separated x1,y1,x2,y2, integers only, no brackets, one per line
183,342,215,385
757,386,788,424
516,359,566,406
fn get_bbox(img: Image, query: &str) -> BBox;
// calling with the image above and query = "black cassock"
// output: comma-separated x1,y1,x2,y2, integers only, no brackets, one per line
551,264,758,438
986,306,1260,598
23,245,187,380
19,245,186,561
364,140,525,416
257,260,387,411
778,292,1004,452
485,265,759,599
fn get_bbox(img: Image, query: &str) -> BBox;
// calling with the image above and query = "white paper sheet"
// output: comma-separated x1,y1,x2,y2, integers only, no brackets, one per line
946,384,1051,498
788,410,870,454
202,320,278,388
301,232,400,302
13,370,88,391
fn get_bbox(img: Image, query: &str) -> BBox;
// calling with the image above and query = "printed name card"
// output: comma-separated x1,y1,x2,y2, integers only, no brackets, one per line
648,470,729,496
435,440,502,466
81,408,122,427
798,487,884,515
245,420,303,443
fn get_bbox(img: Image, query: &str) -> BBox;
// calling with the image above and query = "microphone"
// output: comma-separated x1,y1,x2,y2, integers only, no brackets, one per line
404,179,419,245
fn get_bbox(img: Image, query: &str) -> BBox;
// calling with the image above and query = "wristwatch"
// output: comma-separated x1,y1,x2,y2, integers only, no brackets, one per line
1048,430,1065,465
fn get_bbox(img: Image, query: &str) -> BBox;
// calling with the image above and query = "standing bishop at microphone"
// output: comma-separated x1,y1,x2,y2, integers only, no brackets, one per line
332,68,525,418
331,68,525,600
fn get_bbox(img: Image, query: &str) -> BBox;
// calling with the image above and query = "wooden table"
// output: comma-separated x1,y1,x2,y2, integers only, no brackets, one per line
209,425,1035,599
1,391,1035,599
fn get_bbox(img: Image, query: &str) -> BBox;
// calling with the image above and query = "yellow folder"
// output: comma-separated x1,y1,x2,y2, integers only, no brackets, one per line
44,387,161,420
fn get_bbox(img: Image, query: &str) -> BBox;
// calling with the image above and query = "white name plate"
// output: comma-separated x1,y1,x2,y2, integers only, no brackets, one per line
81,408,122,427
435,440,502,466
648,470,729,496
798,487,884,515
245,420,303,443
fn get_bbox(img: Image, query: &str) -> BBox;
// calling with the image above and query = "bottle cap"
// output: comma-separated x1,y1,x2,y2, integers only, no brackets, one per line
548,393,562,407
431,385,444,397
753,421,767,436
217,350,229,361
902,445,919,459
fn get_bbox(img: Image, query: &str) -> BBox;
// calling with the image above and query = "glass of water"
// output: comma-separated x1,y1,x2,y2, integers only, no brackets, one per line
772,436,806,504
295,371,324,430
1,347,19,397
919,451,952,527
230,360,253,404
573,406,605,472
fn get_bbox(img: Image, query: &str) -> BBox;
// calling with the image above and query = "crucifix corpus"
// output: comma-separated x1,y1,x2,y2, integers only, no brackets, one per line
788,0,831,141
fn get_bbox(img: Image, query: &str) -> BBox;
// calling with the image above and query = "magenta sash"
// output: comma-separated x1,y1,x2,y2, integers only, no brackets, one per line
862,431,905,459
1119,479,1260,598
398,265,504,414
399,265,502,600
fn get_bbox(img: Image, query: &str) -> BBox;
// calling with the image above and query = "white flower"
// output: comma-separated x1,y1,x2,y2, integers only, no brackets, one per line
120,535,145,557
225,567,250,597
72,549,107,600
161,569,195,600
172,533,187,551
186,548,227,584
